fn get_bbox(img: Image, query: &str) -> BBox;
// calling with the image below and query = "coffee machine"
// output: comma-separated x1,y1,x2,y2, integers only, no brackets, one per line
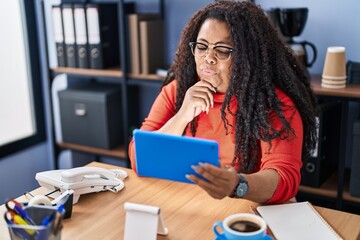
267,8,317,69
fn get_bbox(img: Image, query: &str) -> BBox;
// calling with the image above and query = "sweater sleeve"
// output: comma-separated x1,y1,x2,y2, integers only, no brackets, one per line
128,81,177,172
260,90,304,203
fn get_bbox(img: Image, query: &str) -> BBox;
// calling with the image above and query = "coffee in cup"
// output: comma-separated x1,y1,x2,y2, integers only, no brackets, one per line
229,220,261,232
213,213,271,240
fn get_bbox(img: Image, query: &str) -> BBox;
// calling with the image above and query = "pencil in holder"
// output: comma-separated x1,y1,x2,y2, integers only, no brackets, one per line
7,205,63,240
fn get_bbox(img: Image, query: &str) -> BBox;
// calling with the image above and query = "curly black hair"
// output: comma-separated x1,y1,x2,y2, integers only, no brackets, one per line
162,1,318,173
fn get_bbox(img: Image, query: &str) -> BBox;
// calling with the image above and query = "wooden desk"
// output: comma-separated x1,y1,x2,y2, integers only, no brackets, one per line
1,162,360,240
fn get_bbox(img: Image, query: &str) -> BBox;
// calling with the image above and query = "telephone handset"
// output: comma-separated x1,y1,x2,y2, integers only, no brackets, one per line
35,166,128,204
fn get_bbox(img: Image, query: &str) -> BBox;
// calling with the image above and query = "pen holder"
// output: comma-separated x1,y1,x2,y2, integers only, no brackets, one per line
7,205,63,240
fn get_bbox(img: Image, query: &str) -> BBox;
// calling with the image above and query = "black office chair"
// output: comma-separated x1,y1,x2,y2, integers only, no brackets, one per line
347,61,360,84
347,60,360,121
347,60,360,127
347,60,360,197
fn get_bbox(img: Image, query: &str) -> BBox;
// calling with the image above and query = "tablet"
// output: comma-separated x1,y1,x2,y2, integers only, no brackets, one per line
133,129,219,184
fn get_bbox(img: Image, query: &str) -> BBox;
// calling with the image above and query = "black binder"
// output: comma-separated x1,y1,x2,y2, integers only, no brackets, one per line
62,4,77,68
51,5,66,67
86,3,134,69
301,102,341,187
74,4,89,68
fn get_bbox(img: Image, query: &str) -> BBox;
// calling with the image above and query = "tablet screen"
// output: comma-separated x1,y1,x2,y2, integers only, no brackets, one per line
133,129,219,183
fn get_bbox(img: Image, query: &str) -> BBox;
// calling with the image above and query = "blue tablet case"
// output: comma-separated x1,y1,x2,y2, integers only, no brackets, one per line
133,129,219,184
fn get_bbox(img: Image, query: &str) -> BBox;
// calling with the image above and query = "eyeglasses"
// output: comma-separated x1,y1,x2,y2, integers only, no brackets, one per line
189,42,233,62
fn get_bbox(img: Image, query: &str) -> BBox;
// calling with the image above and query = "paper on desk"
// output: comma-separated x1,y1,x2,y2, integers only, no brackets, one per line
257,202,343,240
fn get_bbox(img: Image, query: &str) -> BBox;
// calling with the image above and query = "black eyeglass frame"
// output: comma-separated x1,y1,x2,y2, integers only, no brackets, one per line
189,42,234,62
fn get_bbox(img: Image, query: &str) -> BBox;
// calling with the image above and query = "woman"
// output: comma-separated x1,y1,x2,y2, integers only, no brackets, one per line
128,1,318,204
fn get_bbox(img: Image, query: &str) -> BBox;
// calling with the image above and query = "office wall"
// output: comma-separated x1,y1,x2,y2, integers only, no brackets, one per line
255,0,360,74
163,0,360,73
0,145,51,204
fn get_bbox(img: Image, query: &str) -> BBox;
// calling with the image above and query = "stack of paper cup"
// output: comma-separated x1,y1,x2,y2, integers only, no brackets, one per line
321,46,347,88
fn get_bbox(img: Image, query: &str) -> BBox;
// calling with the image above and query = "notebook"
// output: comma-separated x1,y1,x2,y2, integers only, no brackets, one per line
133,129,219,184
257,201,343,240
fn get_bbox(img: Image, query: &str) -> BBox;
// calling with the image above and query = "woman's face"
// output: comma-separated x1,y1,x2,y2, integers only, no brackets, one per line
194,18,233,93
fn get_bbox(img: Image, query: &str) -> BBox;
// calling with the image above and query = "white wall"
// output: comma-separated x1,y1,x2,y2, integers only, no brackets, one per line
0,0,54,205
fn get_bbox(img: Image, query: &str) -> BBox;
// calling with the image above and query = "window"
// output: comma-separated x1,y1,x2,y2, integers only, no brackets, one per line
0,0,45,158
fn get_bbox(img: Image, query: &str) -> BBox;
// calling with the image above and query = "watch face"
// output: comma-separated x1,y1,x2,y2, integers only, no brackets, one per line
236,176,249,198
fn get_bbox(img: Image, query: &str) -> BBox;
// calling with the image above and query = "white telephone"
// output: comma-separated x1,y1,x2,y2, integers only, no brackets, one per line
35,166,128,204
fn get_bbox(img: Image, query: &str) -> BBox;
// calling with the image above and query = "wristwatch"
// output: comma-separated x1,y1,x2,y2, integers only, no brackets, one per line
231,174,249,198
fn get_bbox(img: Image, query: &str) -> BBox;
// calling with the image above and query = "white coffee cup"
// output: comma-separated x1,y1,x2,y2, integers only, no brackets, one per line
213,213,272,240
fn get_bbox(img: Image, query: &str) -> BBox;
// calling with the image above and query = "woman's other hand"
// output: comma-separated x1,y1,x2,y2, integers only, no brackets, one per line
177,80,216,123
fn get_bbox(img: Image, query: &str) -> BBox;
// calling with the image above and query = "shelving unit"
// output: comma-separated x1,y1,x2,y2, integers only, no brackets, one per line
299,173,338,199
39,0,165,168
297,75,360,213
57,142,126,158
52,67,123,78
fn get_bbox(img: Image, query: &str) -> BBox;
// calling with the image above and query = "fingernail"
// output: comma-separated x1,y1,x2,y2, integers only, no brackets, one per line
199,162,206,167
212,87,216,93
185,174,191,179
191,165,198,171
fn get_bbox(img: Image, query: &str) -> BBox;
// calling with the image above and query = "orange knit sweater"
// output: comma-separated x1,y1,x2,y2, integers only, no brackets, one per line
128,80,303,203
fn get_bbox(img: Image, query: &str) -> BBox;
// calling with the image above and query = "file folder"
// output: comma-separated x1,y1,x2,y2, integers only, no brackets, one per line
139,19,165,74
127,14,160,74
86,3,134,69
62,4,77,68
51,5,66,67
86,4,118,69
74,4,89,68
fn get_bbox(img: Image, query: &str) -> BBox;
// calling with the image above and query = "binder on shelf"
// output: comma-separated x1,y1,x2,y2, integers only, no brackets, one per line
62,4,77,68
86,3,135,70
86,4,119,70
127,13,160,74
74,4,89,69
51,4,66,67
139,19,165,74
